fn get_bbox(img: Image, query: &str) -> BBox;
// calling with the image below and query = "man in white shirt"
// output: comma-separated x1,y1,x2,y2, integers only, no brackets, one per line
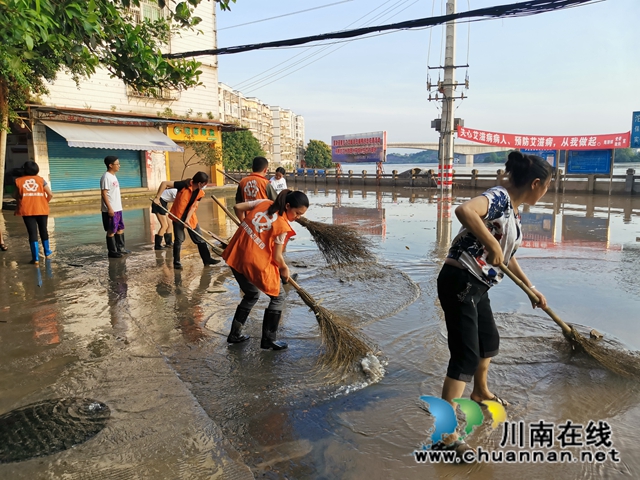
269,167,288,194
100,156,130,258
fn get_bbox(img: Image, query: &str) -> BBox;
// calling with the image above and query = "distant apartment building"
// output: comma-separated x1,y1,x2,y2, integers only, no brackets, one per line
218,83,304,170
4,0,232,195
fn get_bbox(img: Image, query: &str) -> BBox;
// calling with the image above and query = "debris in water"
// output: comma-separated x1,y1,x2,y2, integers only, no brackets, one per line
360,353,386,383
590,329,604,340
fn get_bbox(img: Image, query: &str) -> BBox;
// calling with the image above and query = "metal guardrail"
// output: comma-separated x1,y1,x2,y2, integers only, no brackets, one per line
225,168,640,196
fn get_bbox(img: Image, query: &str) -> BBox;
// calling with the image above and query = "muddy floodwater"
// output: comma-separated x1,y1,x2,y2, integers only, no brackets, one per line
1,187,639,479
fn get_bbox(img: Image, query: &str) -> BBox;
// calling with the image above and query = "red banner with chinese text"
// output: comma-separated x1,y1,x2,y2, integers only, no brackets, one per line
457,126,630,150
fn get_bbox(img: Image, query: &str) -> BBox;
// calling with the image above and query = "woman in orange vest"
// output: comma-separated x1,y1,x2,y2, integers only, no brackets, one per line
13,161,54,264
153,171,220,269
223,189,309,350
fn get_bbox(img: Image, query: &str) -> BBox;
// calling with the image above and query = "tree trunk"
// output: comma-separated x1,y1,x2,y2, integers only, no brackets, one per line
0,78,8,210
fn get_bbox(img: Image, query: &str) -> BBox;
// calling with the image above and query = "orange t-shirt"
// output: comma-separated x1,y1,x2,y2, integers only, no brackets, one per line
15,176,50,216
238,173,271,201
223,200,295,296
170,183,204,229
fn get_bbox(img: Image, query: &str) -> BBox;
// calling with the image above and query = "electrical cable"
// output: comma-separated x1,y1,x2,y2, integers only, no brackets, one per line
233,0,411,92
219,1,354,31
231,0,397,90
165,0,601,59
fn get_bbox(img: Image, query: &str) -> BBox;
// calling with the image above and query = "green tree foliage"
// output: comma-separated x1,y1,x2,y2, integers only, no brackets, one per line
614,148,640,163
304,139,333,168
0,0,235,123
221,130,265,170
0,0,236,203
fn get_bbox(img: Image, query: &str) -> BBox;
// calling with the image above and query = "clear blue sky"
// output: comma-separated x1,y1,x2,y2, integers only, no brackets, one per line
215,0,640,147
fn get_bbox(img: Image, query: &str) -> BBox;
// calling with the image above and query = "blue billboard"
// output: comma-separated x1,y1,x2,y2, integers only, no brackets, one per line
632,111,640,149
566,150,612,174
522,149,556,168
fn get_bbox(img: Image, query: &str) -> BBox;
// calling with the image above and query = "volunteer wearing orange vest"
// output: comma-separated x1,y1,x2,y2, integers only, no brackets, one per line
13,161,53,264
223,189,309,350
235,156,277,204
153,172,220,269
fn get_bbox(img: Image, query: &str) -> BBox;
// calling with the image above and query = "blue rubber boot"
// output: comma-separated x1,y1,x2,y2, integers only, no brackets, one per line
29,241,40,264
43,239,53,257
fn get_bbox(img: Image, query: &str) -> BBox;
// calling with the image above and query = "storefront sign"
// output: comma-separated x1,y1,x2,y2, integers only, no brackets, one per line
168,124,220,142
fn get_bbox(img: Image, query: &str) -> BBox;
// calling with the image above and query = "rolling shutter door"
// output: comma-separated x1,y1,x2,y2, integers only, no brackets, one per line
46,128,143,192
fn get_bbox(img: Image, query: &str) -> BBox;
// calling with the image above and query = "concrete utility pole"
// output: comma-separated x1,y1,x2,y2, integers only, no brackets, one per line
428,0,467,191
440,0,456,191
427,0,469,251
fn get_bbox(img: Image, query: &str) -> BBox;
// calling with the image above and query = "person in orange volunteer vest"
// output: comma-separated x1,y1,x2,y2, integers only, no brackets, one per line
153,171,220,269
222,189,309,350
13,161,53,264
235,156,277,204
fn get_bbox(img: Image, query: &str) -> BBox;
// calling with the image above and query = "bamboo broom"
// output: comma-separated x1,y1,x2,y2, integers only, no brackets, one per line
501,263,640,379
216,169,374,265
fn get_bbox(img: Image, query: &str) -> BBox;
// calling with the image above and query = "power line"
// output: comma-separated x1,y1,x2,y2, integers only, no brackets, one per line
232,0,407,92
218,0,354,31
165,0,601,59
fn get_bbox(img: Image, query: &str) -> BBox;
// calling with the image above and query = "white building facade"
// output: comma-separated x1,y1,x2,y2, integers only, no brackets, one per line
218,84,304,170
18,0,226,194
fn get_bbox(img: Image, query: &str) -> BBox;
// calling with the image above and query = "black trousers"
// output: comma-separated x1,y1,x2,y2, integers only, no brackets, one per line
172,222,212,264
23,215,49,243
437,264,500,382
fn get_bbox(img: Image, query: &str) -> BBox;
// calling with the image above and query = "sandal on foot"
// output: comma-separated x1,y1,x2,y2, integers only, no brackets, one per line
0,244,7,251
473,394,510,408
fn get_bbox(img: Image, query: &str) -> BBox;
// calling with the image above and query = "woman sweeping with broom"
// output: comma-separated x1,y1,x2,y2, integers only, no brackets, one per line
223,189,309,350
435,151,552,456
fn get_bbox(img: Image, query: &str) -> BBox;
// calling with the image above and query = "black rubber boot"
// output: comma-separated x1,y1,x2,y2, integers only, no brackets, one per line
114,233,131,254
164,233,173,247
154,235,164,250
173,244,182,269
227,306,251,343
198,243,220,266
106,236,123,258
260,309,288,350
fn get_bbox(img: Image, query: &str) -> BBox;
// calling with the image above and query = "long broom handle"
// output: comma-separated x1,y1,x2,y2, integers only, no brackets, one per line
205,230,229,247
150,198,224,257
210,193,309,298
500,262,572,335
218,169,240,184
210,194,241,224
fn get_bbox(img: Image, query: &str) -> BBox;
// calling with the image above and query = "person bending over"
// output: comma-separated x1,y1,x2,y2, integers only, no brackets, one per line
154,172,220,269
222,189,309,350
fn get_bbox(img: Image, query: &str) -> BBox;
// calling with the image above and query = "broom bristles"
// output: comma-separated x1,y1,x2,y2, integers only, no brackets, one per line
567,326,640,379
296,217,375,266
294,283,377,373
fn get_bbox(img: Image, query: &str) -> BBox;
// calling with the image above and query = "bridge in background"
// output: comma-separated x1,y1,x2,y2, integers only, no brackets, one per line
387,142,511,165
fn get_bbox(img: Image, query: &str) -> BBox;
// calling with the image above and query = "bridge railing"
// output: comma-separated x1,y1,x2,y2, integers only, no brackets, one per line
223,168,640,196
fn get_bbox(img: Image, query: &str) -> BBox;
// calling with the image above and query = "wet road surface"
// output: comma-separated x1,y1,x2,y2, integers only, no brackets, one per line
1,187,639,478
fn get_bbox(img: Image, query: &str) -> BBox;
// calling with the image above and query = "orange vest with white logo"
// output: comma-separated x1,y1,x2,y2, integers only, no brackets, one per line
16,176,49,216
170,183,204,229
238,173,270,202
222,200,295,296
